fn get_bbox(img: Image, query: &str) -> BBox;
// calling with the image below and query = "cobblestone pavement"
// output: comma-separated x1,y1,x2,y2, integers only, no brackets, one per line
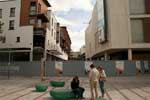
0,75,150,100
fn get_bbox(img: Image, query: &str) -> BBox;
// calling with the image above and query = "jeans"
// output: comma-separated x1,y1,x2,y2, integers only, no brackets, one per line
73,87,85,98
99,80,105,96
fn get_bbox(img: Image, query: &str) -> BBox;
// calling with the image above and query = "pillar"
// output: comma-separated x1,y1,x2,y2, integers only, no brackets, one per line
30,50,33,62
128,48,132,60
104,52,108,61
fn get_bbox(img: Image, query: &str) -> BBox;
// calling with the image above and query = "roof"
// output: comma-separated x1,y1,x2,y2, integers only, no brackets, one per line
43,0,51,7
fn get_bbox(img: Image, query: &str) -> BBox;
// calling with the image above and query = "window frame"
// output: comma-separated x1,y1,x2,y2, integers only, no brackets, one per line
9,20,15,30
10,7,16,17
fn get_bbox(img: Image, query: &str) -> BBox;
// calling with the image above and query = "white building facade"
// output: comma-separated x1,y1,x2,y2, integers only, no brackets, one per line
0,0,33,61
85,0,150,60
0,0,69,61
46,10,68,60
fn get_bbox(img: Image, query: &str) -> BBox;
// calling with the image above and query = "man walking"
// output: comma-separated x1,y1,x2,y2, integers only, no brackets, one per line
89,64,99,100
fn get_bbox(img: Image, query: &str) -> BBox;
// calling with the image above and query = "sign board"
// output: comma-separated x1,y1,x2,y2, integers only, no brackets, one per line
116,61,124,74
84,61,93,74
55,61,63,75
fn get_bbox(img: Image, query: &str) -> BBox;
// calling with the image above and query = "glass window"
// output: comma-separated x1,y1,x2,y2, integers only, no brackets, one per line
30,2,36,15
2,37,5,43
16,37,20,43
9,20,15,30
129,0,145,14
0,21,3,33
51,29,53,36
131,19,144,43
10,8,15,17
0,9,2,18
29,19,35,25
38,3,41,13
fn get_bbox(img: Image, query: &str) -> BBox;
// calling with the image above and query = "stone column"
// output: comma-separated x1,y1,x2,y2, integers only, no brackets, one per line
128,48,132,60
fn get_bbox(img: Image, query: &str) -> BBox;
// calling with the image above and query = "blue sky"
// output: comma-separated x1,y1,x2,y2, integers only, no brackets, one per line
48,0,96,51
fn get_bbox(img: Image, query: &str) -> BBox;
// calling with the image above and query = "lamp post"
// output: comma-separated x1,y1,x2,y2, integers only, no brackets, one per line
7,44,12,79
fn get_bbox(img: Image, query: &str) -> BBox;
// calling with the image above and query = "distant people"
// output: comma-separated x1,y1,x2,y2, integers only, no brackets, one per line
89,64,99,100
97,66,107,98
71,76,85,100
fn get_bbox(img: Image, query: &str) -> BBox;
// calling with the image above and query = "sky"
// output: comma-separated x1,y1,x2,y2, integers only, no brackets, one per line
48,0,96,51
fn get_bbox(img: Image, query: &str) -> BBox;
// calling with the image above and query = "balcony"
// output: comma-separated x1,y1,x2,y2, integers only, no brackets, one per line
29,12,49,23
37,13,49,23
33,36,45,50
47,44,62,55
34,28,46,36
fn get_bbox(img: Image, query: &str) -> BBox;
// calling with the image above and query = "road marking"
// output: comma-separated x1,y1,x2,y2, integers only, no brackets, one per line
0,86,31,98
33,88,51,100
11,91,33,100
105,90,112,100
129,89,147,100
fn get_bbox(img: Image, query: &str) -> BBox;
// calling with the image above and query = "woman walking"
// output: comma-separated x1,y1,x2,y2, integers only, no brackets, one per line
97,66,107,98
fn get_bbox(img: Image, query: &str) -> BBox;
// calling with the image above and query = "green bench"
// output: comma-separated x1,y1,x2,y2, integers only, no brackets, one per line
96,98,107,100
50,81,65,87
35,85,48,92
50,89,75,100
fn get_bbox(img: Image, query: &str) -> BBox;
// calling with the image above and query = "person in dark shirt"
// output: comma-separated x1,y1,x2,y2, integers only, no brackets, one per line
71,76,85,99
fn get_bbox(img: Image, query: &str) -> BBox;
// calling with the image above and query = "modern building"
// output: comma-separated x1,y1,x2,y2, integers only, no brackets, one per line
85,0,150,60
60,26,72,59
0,0,71,61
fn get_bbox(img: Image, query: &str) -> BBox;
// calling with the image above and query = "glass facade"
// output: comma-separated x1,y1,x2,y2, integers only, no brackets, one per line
131,19,144,43
96,0,107,43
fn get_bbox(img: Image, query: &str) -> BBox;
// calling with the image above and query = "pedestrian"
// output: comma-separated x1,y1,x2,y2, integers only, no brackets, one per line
97,66,107,98
89,64,99,100
71,76,85,100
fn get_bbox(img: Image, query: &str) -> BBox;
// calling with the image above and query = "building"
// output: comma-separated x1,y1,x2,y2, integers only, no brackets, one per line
46,10,69,60
70,51,80,60
85,0,150,60
80,45,86,60
60,26,72,59
0,0,71,61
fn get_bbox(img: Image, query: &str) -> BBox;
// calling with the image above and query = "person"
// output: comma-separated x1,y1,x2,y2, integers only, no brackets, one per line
97,66,107,98
71,76,85,100
89,64,99,100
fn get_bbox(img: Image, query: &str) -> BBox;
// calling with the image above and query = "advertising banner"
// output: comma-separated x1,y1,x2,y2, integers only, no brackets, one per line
116,61,124,75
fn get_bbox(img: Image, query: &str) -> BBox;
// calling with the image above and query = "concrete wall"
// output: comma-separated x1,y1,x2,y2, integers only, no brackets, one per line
0,61,150,77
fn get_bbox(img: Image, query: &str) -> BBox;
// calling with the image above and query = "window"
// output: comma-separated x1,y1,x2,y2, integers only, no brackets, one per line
16,37,20,43
30,2,36,15
29,19,35,25
10,8,15,17
52,18,53,26
2,37,5,43
0,21,3,33
51,29,53,36
9,20,14,30
38,3,41,13
0,9,2,18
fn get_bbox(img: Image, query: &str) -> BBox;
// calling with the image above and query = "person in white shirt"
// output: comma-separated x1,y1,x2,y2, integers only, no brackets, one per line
89,64,99,100
97,66,107,98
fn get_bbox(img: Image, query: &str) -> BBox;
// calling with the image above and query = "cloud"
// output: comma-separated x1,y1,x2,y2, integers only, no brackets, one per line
48,0,93,12
48,0,95,51
68,29,86,51
56,16,75,26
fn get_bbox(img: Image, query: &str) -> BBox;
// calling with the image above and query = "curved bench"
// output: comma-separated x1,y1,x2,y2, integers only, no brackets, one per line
96,98,107,100
50,81,65,87
35,85,48,92
50,89,75,100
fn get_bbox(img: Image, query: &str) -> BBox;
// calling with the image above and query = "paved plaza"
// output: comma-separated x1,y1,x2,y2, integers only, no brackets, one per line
0,75,150,100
